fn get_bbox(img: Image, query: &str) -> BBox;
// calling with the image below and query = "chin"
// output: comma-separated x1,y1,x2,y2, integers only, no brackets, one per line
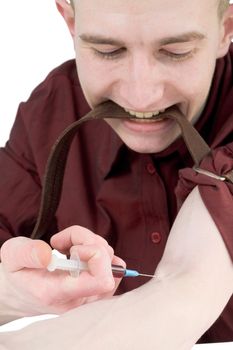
111,120,180,154
123,139,173,154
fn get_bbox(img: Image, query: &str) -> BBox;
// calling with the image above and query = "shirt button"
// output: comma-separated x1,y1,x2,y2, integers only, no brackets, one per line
151,232,162,244
146,162,156,175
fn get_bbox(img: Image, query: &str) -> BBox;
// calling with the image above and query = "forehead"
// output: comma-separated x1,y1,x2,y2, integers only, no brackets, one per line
76,0,219,43
76,0,217,16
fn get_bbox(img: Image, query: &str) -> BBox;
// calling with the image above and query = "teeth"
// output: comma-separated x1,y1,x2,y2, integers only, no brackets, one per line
125,109,165,119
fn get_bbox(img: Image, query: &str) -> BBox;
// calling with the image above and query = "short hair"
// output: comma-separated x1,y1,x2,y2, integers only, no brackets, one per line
69,0,74,10
70,1,230,18
218,0,230,17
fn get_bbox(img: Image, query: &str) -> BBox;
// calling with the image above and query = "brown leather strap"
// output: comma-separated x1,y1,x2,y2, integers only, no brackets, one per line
225,170,233,183
31,101,211,239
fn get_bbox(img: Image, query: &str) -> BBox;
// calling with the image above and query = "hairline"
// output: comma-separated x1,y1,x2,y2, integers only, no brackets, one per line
70,0,230,18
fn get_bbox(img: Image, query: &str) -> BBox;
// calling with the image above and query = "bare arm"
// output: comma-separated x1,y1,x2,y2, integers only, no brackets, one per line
0,229,124,325
0,186,232,349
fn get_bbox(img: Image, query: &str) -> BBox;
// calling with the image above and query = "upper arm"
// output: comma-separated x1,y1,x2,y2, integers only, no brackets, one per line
156,186,233,317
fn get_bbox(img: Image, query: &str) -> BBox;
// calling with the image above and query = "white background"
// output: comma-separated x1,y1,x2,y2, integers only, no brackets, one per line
0,0,74,146
0,1,233,146
0,2,233,347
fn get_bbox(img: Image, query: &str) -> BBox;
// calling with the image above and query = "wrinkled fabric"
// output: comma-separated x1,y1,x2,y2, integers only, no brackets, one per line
176,145,233,260
0,45,233,343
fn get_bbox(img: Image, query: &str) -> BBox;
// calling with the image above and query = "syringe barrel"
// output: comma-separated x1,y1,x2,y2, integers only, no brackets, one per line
111,264,125,278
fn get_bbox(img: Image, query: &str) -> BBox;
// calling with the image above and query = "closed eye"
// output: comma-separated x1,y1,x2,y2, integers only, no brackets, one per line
160,49,194,61
93,48,126,60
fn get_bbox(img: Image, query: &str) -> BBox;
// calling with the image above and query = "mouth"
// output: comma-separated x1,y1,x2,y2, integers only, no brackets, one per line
94,100,182,123
122,105,181,124
124,108,166,122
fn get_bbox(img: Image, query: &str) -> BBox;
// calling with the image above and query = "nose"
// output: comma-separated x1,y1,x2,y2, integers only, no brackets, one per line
118,55,165,111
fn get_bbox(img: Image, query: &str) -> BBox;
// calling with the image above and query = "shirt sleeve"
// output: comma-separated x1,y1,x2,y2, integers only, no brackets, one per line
176,142,233,260
0,104,43,247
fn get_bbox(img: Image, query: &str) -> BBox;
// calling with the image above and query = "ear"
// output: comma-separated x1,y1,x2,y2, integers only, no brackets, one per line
217,5,233,58
55,0,75,38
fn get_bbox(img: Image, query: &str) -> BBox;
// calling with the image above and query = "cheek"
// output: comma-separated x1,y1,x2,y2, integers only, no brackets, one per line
76,55,114,99
174,58,216,102
77,57,98,85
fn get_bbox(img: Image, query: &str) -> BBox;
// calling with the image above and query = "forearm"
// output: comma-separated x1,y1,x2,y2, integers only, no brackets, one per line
1,187,232,349
0,264,24,325
126,270,232,349
0,270,231,349
0,268,230,350
97,264,233,350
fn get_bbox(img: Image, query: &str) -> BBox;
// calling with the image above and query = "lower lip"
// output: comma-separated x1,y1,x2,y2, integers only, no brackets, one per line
122,117,174,133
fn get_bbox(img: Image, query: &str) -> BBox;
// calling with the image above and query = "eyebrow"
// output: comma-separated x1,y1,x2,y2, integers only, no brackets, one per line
79,34,124,46
159,32,206,45
79,31,206,46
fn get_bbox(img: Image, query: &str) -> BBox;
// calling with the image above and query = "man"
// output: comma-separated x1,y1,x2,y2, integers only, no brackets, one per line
0,0,233,348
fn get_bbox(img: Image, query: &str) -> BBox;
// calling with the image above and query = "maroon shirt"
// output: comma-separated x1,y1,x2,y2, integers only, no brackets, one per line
0,45,233,343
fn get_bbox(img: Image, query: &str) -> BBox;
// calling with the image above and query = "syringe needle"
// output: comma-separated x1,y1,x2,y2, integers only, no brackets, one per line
112,265,156,278
138,273,156,278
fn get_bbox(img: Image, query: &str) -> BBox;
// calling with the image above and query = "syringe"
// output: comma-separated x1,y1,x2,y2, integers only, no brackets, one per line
47,253,155,278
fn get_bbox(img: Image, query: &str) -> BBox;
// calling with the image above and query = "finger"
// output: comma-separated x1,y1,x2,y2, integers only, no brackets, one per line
45,250,126,303
70,245,124,295
0,237,52,272
70,244,113,279
68,244,115,293
69,246,125,280
58,252,125,300
51,226,110,254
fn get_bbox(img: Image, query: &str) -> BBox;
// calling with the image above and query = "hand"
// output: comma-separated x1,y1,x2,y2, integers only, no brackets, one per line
1,188,233,349
0,226,125,319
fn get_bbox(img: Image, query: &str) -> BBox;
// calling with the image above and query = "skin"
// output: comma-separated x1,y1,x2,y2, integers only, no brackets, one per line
61,0,233,153
1,188,233,349
0,228,125,323
0,0,232,342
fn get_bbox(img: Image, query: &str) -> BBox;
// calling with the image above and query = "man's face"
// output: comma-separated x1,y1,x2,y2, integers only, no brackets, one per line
73,0,227,153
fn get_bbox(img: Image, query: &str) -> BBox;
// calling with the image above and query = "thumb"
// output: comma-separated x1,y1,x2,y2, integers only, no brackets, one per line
0,237,52,272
